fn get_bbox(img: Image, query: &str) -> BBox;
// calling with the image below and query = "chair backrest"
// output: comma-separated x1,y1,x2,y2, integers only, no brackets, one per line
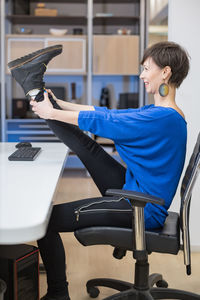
179,132,200,275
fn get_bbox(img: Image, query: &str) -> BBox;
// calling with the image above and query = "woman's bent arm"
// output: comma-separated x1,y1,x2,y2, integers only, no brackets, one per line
47,89,94,112
56,99,95,112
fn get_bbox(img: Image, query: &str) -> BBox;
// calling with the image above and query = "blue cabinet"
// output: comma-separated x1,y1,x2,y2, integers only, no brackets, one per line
6,119,59,142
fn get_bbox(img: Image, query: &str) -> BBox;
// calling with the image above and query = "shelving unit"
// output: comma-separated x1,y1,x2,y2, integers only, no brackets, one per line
1,0,149,142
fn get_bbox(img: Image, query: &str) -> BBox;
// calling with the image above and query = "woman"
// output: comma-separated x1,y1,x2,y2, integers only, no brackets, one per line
30,41,189,300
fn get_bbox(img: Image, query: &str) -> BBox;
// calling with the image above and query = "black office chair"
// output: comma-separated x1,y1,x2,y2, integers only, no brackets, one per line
74,132,200,300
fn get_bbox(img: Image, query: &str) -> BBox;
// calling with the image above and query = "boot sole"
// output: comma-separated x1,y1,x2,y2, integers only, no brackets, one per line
8,44,63,70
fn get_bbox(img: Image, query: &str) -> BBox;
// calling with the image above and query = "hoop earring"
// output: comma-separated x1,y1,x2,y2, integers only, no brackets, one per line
159,83,169,97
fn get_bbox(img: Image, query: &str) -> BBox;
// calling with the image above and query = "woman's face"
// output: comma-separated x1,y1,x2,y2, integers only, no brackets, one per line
140,57,164,95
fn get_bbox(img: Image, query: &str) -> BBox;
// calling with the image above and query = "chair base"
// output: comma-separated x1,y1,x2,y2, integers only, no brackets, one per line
86,277,200,300
86,254,200,300
86,273,168,298
103,287,200,300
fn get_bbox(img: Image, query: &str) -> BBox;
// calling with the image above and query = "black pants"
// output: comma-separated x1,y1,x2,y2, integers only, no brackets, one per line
36,92,133,297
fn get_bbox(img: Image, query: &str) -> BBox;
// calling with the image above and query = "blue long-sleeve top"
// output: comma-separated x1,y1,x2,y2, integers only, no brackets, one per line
78,104,187,229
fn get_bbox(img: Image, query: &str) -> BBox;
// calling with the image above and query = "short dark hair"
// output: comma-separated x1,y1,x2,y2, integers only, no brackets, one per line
141,41,190,88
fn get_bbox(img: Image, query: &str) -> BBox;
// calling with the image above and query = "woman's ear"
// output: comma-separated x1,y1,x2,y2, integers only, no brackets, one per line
163,66,172,80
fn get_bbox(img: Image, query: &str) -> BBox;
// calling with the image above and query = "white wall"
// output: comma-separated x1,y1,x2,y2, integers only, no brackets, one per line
168,0,200,248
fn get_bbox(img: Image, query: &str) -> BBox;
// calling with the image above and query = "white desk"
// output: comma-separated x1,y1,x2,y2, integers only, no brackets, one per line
0,143,68,244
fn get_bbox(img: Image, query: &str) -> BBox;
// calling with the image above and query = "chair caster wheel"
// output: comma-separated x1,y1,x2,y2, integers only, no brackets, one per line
156,279,168,288
87,286,100,298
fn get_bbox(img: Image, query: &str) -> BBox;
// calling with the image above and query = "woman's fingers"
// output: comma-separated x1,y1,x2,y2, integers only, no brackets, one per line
30,99,36,106
45,88,57,100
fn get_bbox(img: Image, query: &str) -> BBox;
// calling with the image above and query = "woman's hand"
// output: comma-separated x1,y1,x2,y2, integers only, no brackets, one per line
46,88,67,110
30,91,54,119
46,88,95,112
31,91,79,125
46,89,59,102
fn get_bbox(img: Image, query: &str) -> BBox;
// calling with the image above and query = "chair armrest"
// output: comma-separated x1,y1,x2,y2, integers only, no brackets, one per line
106,189,164,253
106,189,164,207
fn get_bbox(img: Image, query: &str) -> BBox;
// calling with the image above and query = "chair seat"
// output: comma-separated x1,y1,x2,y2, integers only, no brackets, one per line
74,211,180,255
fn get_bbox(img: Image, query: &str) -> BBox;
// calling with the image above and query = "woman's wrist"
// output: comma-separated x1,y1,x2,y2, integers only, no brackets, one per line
49,108,56,120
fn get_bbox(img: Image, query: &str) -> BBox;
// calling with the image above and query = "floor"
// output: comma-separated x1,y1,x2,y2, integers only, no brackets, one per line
34,169,200,299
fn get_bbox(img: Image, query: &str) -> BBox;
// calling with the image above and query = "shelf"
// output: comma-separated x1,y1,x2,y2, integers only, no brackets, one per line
31,0,86,2
94,16,139,26
94,0,138,2
7,15,139,26
30,0,138,2
7,15,87,26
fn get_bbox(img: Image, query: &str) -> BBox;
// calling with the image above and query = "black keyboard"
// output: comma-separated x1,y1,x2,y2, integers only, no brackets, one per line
8,147,42,161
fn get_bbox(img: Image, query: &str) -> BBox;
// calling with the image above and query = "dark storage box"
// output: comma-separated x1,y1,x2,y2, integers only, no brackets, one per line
0,244,39,300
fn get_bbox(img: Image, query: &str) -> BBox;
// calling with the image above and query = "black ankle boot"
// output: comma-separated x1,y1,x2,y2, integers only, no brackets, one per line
8,44,62,96
40,294,70,300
